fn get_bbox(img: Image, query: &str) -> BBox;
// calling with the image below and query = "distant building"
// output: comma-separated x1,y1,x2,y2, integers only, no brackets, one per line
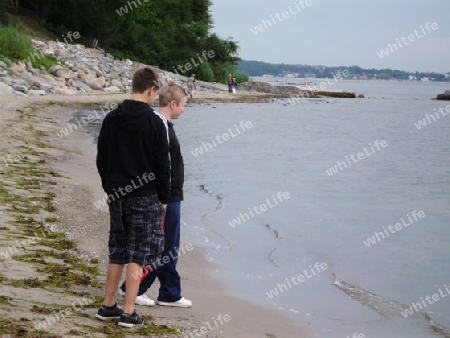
284,73,298,78
304,73,316,78
262,74,274,78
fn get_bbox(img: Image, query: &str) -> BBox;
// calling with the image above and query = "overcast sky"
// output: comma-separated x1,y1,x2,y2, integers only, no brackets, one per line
210,0,450,73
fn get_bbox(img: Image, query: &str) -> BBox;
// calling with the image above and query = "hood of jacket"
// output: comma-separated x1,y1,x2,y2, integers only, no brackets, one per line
108,99,153,132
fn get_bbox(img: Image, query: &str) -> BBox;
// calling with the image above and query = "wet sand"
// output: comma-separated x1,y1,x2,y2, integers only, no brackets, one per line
0,93,313,337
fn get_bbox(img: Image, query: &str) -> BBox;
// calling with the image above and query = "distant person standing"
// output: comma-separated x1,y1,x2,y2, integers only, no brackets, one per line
187,74,196,98
227,74,233,94
232,77,238,94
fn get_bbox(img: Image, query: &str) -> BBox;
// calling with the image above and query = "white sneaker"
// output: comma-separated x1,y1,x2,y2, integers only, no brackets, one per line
157,297,192,308
135,294,155,307
118,289,155,307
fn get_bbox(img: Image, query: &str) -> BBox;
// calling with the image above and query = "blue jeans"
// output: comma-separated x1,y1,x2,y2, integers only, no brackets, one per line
120,201,182,302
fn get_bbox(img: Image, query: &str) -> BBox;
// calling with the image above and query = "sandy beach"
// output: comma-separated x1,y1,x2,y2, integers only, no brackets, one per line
0,93,313,337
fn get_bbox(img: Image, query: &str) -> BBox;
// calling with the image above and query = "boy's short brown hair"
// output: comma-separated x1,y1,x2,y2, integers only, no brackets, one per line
132,67,161,94
159,84,187,107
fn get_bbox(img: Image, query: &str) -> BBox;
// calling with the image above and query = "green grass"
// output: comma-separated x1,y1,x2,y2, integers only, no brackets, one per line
0,24,58,69
0,24,33,60
30,54,58,70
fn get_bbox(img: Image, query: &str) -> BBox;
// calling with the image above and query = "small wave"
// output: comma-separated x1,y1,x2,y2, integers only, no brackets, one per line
268,247,280,268
197,184,233,252
333,274,450,337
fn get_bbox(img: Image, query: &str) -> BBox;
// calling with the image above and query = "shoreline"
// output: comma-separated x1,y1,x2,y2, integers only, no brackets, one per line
0,94,313,337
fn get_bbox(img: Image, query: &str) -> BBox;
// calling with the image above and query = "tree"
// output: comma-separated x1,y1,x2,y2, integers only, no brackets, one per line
202,34,240,81
13,0,242,82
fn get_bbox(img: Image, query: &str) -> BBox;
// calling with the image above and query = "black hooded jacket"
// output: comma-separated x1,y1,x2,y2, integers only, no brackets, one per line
168,121,184,202
96,100,171,204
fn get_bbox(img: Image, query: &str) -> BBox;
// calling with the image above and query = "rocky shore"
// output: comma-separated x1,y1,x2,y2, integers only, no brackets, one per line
0,38,227,96
239,80,358,98
0,38,358,100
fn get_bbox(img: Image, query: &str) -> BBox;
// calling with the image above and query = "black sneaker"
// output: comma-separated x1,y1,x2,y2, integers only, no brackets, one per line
118,311,144,328
96,303,123,321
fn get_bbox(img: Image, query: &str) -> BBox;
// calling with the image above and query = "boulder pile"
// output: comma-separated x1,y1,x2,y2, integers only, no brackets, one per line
0,38,222,96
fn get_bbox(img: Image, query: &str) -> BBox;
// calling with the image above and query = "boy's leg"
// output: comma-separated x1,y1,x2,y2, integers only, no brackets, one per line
97,199,128,320
123,262,143,314
157,202,182,302
120,263,160,296
137,264,159,295
122,195,165,313
104,263,124,307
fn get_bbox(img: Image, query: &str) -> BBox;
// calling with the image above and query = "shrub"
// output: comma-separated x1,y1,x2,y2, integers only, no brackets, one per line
195,61,215,82
0,24,58,69
30,54,58,70
222,66,249,84
0,24,33,60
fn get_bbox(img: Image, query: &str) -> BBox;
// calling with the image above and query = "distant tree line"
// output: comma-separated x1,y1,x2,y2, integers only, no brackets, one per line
238,60,449,82
2,0,249,83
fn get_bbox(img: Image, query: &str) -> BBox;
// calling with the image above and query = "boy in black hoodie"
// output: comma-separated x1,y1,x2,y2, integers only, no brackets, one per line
119,84,191,308
95,67,170,328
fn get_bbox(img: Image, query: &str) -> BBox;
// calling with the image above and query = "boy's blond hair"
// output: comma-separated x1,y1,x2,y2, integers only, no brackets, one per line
159,84,187,107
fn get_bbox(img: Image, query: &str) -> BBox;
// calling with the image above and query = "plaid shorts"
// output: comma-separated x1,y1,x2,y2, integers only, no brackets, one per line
108,195,164,266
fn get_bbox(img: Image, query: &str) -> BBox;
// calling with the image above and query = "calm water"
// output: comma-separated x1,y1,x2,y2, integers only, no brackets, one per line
80,80,450,337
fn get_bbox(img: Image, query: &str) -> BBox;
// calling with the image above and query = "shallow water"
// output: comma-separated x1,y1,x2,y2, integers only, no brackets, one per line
78,80,450,337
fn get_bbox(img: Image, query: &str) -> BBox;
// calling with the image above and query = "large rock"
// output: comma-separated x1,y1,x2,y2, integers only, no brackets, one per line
0,61,7,69
48,65,63,75
72,80,93,93
82,76,106,90
110,79,123,88
239,81,302,95
10,63,26,73
83,71,98,79
437,90,450,100
42,74,58,86
12,79,29,92
51,86,77,95
0,81,13,95
29,90,46,96
56,69,77,79
1,76,13,85
26,76,52,91
239,81,277,93
104,86,120,93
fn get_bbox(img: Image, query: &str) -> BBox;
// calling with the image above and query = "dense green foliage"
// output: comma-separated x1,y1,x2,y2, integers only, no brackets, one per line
6,0,242,82
0,24,32,59
222,65,249,84
238,60,449,82
0,24,58,69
